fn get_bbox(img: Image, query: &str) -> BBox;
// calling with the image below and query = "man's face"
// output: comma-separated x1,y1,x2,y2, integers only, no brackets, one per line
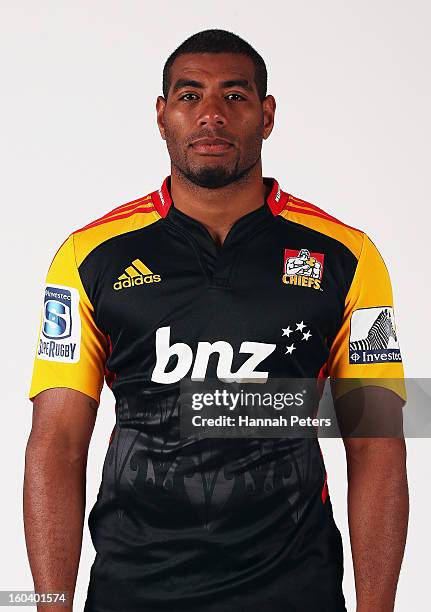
156,53,275,189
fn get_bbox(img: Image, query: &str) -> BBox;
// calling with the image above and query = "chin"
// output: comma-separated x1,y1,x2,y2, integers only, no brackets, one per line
187,166,238,189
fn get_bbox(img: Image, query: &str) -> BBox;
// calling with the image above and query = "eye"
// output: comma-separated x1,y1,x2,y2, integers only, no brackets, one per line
179,92,199,101
225,93,246,101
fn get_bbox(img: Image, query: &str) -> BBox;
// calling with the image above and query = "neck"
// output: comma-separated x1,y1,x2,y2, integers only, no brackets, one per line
169,161,268,245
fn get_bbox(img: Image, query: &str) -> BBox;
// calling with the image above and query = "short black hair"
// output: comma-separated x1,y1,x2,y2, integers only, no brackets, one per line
162,29,267,101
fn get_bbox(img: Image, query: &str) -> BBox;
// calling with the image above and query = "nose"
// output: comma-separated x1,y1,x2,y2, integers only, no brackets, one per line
197,96,226,127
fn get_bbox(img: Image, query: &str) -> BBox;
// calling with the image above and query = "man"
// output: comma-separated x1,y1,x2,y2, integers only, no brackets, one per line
25,29,408,612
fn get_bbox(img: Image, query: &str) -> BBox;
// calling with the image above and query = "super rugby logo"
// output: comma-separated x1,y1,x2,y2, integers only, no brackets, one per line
43,288,72,339
282,248,324,290
37,284,80,363
151,326,276,384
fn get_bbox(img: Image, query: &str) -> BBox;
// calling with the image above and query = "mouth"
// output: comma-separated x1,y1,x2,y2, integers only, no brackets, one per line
190,137,234,156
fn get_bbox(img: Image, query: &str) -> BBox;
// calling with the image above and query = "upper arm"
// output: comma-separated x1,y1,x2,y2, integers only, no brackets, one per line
332,385,405,445
327,233,406,405
28,233,108,458
29,233,108,403
29,388,98,457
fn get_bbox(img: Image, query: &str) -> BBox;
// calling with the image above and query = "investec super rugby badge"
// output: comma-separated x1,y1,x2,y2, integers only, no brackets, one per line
282,248,324,290
36,284,81,363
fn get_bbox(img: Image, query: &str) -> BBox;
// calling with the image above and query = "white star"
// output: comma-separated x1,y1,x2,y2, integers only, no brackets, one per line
285,343,296,355
282,326,293,337
296,321,306,332
302,330,312,341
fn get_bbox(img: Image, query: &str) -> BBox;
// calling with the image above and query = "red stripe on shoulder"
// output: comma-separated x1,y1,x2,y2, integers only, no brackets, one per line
288,195,335,218
73,205,156,234
103,194,152,215
289,194,328,209
93,196,153,223
286,197,362,232
74,194,154,233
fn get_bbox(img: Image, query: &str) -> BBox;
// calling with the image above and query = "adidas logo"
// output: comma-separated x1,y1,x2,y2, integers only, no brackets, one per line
113,259,161,291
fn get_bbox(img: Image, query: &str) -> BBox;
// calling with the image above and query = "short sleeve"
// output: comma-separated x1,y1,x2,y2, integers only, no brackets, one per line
327,233,406,402
29,234,108,403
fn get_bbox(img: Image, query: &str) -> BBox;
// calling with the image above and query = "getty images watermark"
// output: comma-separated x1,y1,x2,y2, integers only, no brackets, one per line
179,378,431,438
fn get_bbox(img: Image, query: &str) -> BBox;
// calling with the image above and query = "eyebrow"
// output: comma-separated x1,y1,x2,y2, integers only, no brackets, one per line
172,78,254,93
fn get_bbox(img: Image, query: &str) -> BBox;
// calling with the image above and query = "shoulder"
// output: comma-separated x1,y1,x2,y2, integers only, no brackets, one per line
277,189,366,260
70,188,162,267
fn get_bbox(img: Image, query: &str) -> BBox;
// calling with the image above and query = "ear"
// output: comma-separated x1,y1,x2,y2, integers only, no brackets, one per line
262,95,276,140
156,96,167,140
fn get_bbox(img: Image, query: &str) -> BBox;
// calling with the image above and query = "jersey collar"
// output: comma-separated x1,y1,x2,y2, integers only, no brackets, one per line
151,176,289,218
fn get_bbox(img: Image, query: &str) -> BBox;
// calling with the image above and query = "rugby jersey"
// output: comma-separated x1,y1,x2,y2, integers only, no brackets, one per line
29,177,405,612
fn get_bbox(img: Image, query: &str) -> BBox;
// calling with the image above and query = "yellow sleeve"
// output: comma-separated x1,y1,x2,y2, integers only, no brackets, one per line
327,233,406,402
29,234,108,403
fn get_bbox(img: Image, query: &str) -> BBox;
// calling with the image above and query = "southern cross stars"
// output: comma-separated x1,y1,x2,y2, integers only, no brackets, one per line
282,326,293,337
281,321,312,355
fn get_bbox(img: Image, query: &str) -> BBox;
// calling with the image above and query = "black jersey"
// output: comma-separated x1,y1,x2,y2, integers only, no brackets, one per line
30,177,405,611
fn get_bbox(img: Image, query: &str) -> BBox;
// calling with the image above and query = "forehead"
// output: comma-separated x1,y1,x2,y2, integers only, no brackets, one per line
168,52,256,86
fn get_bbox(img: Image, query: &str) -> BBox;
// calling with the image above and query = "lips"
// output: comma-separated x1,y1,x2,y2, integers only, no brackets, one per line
190,137,233,155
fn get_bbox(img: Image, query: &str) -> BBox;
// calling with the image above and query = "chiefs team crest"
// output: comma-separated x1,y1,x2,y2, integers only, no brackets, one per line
282,248,324,290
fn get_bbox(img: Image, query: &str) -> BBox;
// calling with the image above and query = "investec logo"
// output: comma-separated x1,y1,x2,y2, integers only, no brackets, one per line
151,326,276,384
349,307,402,364
114,259,161,290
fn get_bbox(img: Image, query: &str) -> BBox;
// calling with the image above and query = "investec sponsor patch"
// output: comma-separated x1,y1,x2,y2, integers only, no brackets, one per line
349,306,402,364
37,284,81,363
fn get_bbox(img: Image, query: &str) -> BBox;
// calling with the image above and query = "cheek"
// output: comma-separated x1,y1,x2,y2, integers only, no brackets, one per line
163,112,183,140
236,109,264,134
239,117,264,146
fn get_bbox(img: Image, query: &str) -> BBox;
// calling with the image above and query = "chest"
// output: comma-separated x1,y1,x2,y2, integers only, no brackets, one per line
82,220,350,382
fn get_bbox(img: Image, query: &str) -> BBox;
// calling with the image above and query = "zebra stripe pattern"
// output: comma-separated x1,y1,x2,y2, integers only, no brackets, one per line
349,308,397,352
